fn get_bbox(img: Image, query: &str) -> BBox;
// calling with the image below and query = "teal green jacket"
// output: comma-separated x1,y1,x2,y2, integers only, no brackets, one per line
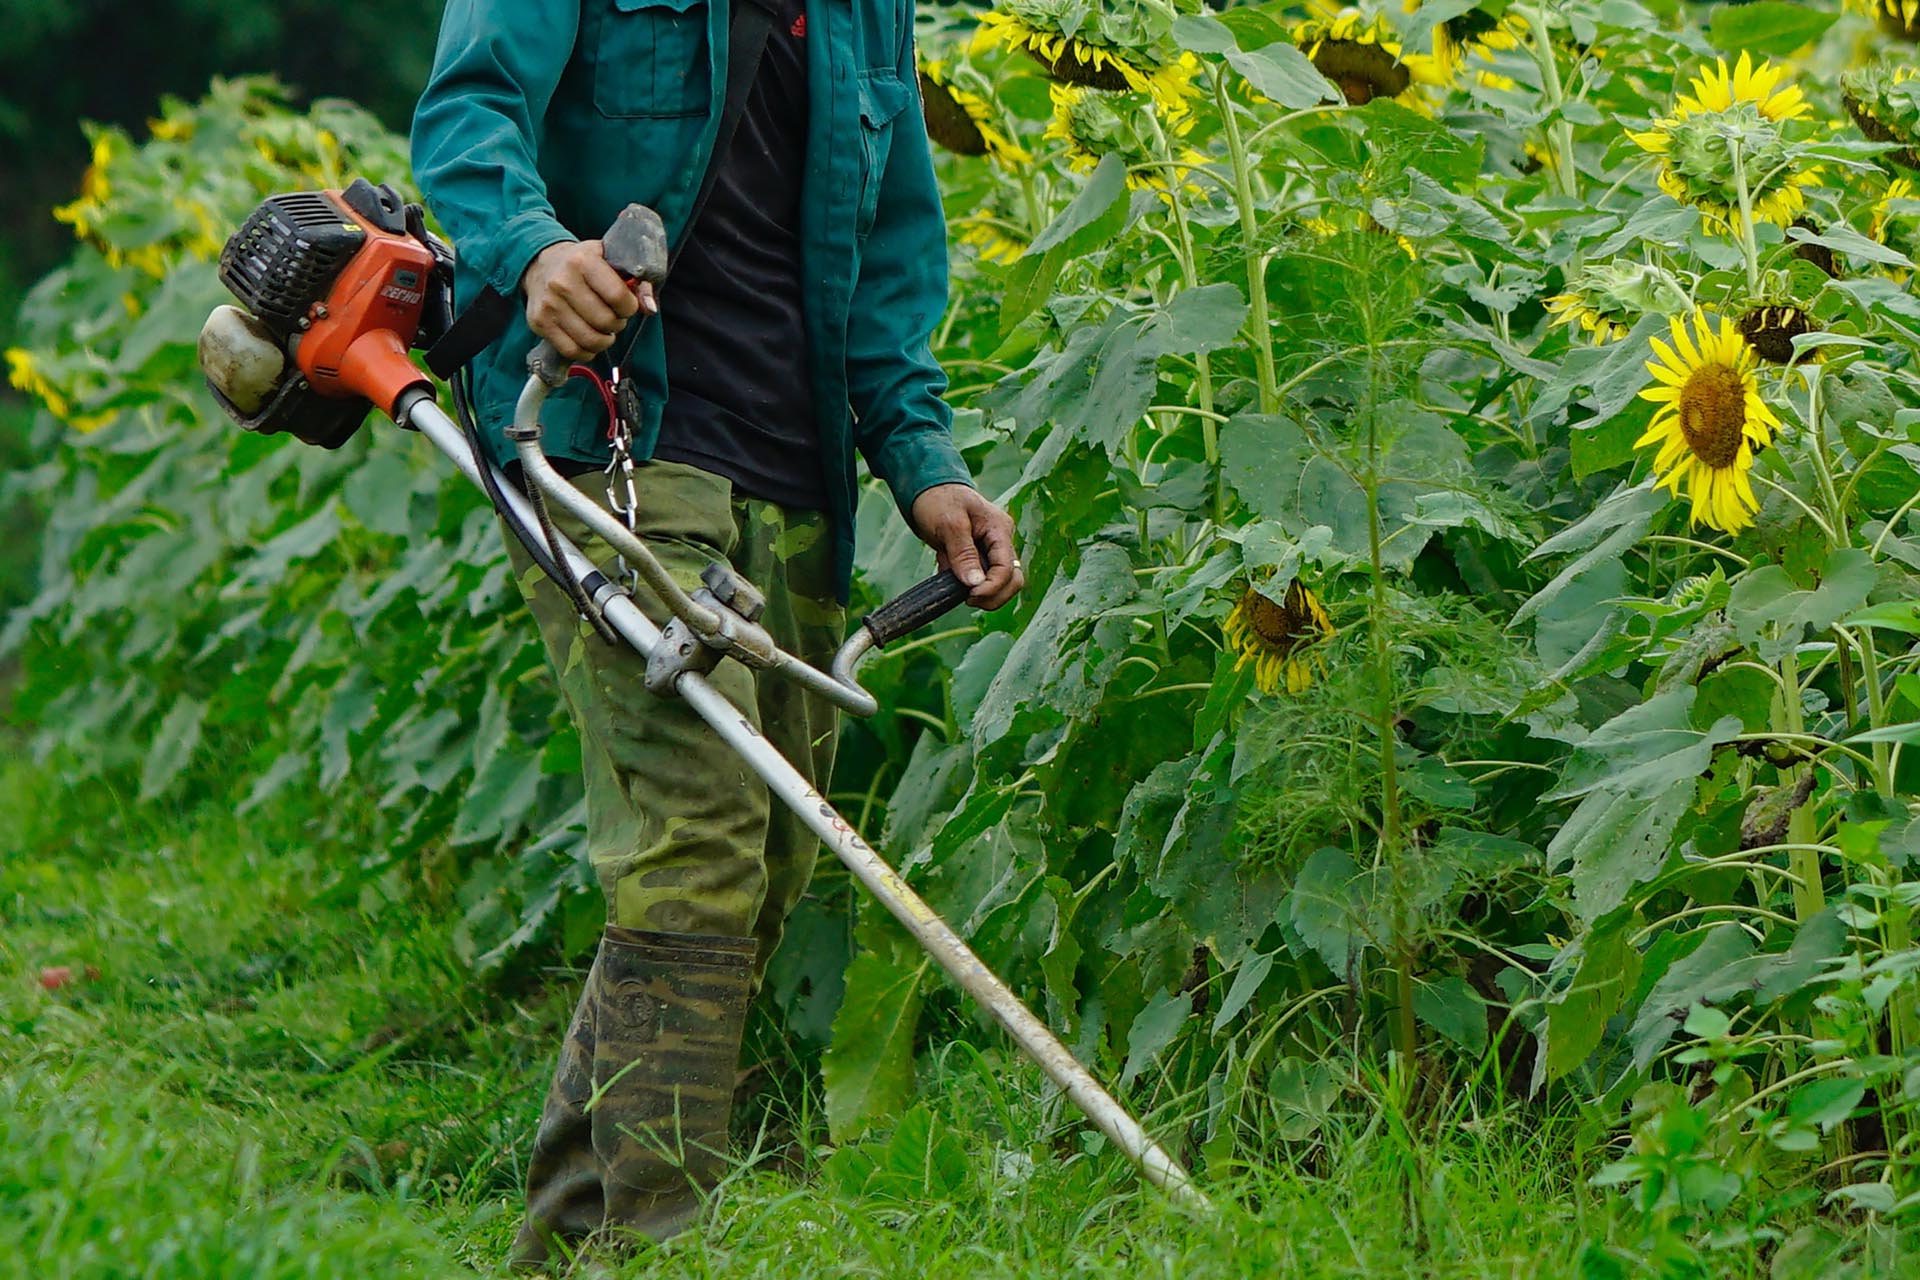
410,0,972,598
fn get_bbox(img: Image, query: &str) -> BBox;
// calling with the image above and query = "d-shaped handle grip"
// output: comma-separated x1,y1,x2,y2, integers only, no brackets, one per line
861,570,973,648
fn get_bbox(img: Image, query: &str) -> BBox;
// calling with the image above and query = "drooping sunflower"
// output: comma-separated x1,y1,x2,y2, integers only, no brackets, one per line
52,133,117,243
1225,578,1333,696
1635,311,1780,534
1544,260,1691,345
4,348,114,432
1303,210,1417,260
1735,305,1820,364
1790,217,1841,276
918,59,1032,168
1873,177,1918,280
1630,54,1822,232
1851,0,1920,41
975,2,1199,113
1292,8,1442,109
1044,84,1209,193
1405,0,1528,85
958,217,1028,265
957,190,1031,264
1843,63,1920,170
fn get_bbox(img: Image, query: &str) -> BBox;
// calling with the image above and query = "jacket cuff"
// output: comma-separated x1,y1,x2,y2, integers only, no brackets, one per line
476,209,576,298
879,429,976,520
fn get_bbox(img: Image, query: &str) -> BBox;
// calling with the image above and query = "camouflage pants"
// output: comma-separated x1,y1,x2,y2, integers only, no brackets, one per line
506,459,845,981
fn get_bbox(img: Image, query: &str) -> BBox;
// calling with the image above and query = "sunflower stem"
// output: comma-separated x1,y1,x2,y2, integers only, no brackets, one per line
1144,107,1219,514
1514,4,1578,199
1211,65,1282,418
1773,641,1827,923
1802,365,1849,546
1731,139,1762,295
1358,311,1414,1066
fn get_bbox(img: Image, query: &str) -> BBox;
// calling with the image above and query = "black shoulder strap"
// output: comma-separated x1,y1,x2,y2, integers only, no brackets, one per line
425,0,781,382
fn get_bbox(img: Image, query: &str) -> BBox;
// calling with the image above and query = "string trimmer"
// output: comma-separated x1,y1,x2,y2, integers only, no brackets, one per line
195,179,1208,1211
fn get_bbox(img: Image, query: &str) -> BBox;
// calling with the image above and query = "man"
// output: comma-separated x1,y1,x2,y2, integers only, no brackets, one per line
411,0,1022,1267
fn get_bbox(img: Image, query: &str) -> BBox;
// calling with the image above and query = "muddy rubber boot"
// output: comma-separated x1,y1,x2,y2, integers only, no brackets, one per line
509,955,606,1274
589,926,757,1250
509,929,757,1271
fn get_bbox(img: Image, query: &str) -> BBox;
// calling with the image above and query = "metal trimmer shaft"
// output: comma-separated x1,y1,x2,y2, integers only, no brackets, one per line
392,387,1212,1214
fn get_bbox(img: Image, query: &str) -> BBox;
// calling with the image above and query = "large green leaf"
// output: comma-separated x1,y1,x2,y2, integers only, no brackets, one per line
1290,848,1367,975
1224,43,1340,110
1706,2,1838,58
969,542,1139,752
1626,925,1757,1074
1727,548,1878,664
1540,912,1643,1084
822,951,929,1141
1026,152,1128,257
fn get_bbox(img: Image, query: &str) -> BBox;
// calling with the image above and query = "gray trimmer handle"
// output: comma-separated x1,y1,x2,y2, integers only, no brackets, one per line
861,569,973,648
527,204,671,388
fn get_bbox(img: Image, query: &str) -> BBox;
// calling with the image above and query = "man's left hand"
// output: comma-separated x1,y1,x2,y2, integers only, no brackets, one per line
909,484,1024,611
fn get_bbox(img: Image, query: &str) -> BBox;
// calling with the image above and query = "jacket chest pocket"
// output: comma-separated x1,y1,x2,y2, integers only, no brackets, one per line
593,0,712,119
855,72,910,240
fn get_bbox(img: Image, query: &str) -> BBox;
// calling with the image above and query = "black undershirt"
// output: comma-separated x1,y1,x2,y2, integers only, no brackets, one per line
650,0,825,511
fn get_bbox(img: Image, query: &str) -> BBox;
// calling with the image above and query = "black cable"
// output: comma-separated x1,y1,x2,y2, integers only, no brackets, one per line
451,364,574,600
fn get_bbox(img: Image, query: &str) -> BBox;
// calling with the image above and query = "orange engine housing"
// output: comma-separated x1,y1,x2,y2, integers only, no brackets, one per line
292,190,436,415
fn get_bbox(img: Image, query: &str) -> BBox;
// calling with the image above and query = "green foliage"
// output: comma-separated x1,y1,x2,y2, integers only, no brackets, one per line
2,78,599,975
11,741,1903,1276
13,0,1920,1258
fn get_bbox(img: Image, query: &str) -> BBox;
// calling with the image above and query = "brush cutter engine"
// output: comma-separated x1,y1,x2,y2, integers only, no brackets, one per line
199,179,450,448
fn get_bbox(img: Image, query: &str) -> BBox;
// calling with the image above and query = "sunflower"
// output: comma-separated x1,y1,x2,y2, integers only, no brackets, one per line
975,4,1199,113
5,348,113,432
918,59,1032,168
1843,63,1920,170
1225,578,1333,696
1735,305,1819,364
1405,1,1528,85
1852,0,1920,41
1873,177,1918,280
1635,311,1780,534
958,217,1028,265
1304,210,1417,260
1790,218,1841,276
1044,84,1208,193
1544,260,1691,345
1292,8,1442,109
52,133,117,242
1631,54,1822,232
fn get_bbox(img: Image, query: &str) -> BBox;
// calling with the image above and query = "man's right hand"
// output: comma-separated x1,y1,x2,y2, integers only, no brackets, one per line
521,239,659,360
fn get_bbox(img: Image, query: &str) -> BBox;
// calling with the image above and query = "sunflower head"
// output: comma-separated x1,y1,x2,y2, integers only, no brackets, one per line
1843,63,1920,171
1292,8,1441,108
1630,55,1822,233
954,185,1030,265
1225,578,1333,696
1405,0,1529,83
1873,176,1919,278
1852,0,1920,41
1545,260,1691,345
918,58,1032,167
1735,304,1819,365
1044,84,1206,192
1789,218,1841,277
1635,311,1780,534
975,3,1198,113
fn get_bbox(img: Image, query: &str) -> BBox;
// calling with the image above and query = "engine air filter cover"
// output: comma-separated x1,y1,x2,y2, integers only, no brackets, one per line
218,192,367,340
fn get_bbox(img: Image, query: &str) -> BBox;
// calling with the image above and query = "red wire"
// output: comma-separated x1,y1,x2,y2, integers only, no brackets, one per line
567,363,619,438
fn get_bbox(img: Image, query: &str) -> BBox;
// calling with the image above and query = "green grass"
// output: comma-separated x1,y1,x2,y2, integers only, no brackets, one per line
0,753,1896,1279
